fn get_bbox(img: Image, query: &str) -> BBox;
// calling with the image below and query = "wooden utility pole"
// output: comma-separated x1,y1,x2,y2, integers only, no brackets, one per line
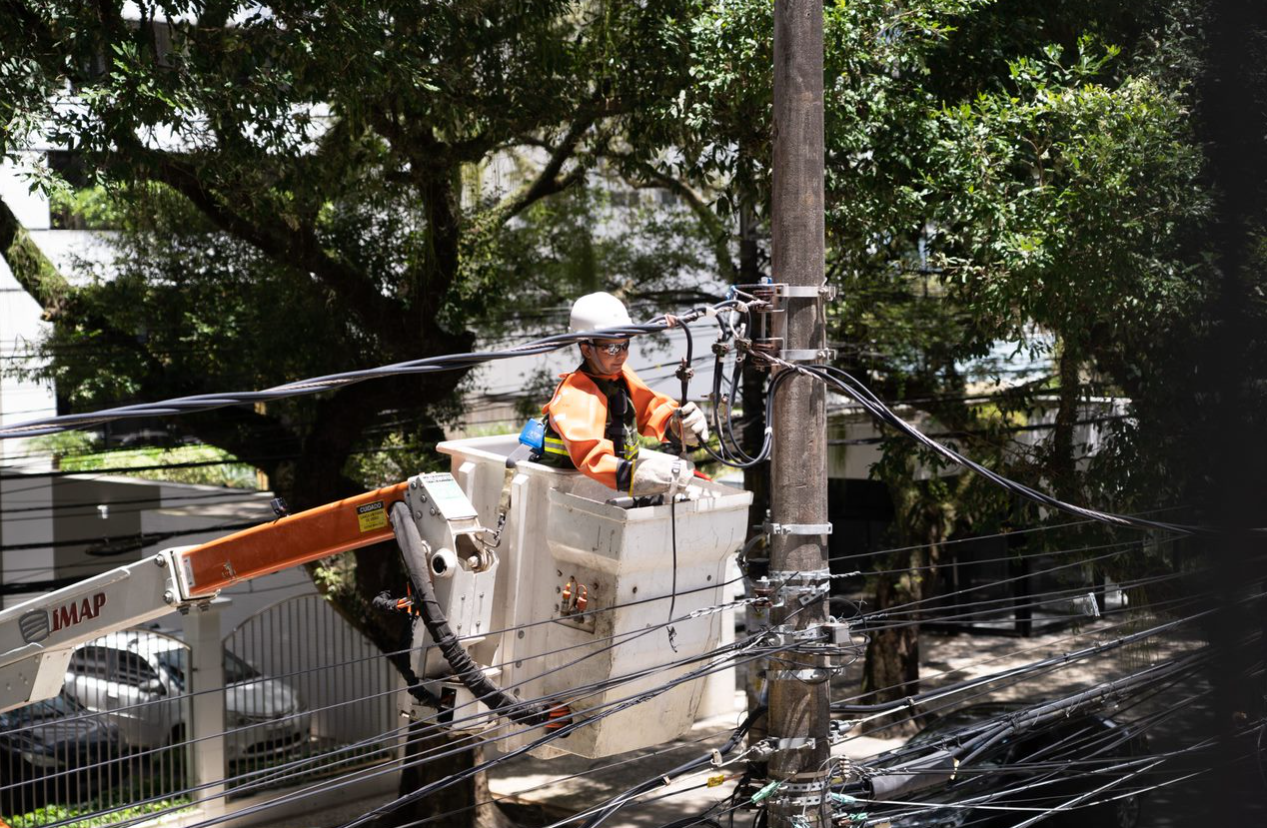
768,0,831,826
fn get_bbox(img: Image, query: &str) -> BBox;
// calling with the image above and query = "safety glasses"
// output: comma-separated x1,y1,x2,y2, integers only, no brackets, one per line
587,340,630,356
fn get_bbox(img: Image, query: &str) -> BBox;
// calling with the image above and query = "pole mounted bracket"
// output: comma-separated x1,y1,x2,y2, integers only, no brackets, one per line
765,522,833,536
768,568,832,583
778,348,837,363
761,569,831,610
770,778,829,808
770,667,832,683
767,623,829,647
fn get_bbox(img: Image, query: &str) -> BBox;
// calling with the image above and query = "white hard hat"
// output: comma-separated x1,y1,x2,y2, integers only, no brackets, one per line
569,292,633,334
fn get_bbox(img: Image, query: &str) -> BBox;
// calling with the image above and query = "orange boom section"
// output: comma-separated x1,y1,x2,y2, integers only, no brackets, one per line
178,482,410,597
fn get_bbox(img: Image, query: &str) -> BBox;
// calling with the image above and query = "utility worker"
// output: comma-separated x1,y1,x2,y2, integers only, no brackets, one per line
539,292,710,495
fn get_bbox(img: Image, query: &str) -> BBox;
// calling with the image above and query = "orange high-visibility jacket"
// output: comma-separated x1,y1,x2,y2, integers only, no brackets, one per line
542,365,679,490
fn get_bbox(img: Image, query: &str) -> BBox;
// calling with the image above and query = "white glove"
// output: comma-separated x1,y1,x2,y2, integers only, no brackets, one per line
631,451,695,496
672,402,710,447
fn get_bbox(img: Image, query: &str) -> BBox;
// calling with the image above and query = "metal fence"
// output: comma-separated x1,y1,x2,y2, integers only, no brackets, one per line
1,629,193,827
221,595,401,797
2,598,400,827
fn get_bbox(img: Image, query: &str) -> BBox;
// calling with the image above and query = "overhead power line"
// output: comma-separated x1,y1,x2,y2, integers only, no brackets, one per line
0,299,1245,540
0,308,724,439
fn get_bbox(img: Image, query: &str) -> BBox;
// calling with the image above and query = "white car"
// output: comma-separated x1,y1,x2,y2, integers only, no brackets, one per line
63,629,312,764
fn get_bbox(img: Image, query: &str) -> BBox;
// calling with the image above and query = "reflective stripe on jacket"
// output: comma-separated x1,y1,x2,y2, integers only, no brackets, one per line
541,364,679,492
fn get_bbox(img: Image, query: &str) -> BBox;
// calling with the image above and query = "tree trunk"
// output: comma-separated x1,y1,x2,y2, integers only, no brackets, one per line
860,547,925,737
1050,339,1080,502
276,381,497,828
390,724,512,828
861,468,949,736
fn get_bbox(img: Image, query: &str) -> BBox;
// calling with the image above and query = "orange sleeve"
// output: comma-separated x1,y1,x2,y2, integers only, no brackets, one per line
623,366,680,440
544,373,627,490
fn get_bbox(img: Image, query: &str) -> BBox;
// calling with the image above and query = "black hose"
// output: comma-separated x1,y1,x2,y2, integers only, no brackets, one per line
388,502,550,727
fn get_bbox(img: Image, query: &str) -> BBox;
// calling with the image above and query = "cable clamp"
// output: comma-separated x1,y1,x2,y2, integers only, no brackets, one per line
749,738,776,761
821,621,852,646
768,624,827,646
829,720,856,744
790,581,832,608
761,579,829,611
773,738,816,752
765,522,833,536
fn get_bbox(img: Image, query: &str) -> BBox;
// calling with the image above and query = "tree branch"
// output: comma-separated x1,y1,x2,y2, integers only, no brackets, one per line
0,195,70,318
480,115,596,229
621,165,737,281
128,144,413,352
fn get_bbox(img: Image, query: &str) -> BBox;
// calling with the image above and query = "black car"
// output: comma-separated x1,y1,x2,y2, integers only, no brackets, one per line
0,693,126,816
859,703,1148,828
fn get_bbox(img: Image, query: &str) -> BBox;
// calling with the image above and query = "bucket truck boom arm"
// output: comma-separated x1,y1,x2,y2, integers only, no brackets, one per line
0,478,474,714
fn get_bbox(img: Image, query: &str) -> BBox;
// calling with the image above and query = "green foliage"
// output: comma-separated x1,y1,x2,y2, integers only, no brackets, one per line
6,798,190,828
927,38,1209,348
49,187,122,230
31,434,259,489
463,183,717,335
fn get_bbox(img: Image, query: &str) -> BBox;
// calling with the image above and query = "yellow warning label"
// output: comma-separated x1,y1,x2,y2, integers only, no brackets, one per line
356,501,387,533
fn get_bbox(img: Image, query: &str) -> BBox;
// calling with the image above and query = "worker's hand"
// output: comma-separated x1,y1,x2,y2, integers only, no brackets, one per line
631,451,695,496
672,402,710,447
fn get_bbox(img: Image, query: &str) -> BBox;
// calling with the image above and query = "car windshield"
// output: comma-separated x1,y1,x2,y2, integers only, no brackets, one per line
225,650,262,684
155,648,188,691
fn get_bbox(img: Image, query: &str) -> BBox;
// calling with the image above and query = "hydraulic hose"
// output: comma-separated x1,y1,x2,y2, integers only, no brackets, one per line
388,501,553,727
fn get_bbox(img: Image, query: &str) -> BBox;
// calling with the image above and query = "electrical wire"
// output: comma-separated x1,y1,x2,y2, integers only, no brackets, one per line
770,358,1233,536
0,307,736,440
16,589,785,828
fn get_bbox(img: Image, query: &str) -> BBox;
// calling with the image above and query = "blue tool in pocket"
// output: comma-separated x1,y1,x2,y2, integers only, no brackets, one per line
518,418,545,451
